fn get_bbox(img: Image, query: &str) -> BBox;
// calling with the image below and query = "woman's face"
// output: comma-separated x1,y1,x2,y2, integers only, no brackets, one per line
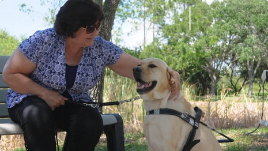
71,21,101,47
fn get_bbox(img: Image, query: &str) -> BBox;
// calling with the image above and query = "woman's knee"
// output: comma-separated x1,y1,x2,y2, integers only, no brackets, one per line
12,96,54,128
23,96,53,120
69,106,103,135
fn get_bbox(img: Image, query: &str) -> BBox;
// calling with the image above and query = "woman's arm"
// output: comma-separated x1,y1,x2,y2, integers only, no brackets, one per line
3,49,39,94
2,49,67,110
108,51,140,79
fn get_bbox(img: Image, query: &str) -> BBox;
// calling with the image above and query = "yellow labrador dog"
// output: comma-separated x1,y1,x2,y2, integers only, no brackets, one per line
133,58,222,151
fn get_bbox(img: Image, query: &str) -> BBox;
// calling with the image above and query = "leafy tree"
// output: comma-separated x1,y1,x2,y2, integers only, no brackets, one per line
121,0,216,95
223,60,248,94
0,29,20,55
153,0,221,95
217,0,268,97
175,0,268,96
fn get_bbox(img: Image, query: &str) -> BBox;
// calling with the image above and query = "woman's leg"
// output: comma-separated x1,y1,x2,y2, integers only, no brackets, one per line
8,96,56,151
55,102,103,151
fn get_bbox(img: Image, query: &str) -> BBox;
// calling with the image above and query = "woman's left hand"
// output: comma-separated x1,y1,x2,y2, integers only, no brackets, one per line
168,71,181,100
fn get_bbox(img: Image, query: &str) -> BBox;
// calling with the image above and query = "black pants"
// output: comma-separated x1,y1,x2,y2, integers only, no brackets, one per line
8,96,103,151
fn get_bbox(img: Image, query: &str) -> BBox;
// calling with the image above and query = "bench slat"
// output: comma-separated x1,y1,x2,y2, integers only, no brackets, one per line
0,104,9,118
101,114,117,125
0,114,118,135
0,119,65,135
0,121,23,135
0,103,118,125
0,90,7,103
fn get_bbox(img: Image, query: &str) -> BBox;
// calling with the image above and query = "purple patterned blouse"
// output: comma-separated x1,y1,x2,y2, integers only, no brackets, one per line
6,28,123,108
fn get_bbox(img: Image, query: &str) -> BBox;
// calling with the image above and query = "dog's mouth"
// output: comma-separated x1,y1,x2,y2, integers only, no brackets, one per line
135,78,157,94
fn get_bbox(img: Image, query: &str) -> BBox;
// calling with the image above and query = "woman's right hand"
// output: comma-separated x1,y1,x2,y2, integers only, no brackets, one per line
40,90,68,111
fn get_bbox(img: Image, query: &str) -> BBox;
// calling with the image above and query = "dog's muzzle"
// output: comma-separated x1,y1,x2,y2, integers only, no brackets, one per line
132,66,157,94
133,66,142,80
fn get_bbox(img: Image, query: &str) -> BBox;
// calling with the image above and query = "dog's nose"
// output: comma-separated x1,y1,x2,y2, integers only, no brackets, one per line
133,67,142,73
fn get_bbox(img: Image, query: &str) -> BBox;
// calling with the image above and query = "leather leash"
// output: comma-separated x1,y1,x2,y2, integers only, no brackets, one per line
65,96,141,108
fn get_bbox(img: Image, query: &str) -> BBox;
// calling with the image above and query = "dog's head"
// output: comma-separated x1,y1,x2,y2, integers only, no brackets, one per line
133,58,178,100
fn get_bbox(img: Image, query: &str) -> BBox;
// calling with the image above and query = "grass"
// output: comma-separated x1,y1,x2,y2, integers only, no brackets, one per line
9,128,268,151
217,127,268,151
96,127,268,151
8,133,148,151
94,133,148,151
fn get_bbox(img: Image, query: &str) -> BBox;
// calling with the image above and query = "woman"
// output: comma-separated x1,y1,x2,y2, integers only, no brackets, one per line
3,0,180,150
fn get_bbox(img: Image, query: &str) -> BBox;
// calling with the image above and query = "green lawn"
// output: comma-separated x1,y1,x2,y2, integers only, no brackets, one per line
13,127,268,151
216,127,268,151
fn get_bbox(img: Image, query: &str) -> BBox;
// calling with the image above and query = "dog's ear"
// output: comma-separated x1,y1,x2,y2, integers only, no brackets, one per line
166,67,178,90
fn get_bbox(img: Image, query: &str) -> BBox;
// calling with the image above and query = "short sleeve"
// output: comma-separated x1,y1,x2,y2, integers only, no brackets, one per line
95,37,123,66
18,30,45,63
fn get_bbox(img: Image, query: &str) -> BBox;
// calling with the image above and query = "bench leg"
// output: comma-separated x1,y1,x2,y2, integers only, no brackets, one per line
62,133,68,151
62,114,125,151
103,114,125,151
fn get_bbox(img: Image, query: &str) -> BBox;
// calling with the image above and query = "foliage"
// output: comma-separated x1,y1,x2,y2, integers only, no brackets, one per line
114,0,268,97
0,29,21,55
20,0,66,26
214,0,268,96
15,0,268,98
123,47,142,58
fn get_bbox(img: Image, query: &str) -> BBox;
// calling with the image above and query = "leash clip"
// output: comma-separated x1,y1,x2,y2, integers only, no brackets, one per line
154,109,160,114
82,103,99,108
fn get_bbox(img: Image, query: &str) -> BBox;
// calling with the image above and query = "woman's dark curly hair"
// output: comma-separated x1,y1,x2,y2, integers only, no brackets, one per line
54,0,104,38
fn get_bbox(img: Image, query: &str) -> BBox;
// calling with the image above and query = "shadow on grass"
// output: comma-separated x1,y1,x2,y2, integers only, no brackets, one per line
219,127,268,151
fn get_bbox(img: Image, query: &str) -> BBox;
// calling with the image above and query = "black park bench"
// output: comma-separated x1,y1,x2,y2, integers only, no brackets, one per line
0,55,125,151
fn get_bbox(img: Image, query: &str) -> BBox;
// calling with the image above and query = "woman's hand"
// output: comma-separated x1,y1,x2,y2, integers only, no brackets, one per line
40,90,68,111
168,71,181,100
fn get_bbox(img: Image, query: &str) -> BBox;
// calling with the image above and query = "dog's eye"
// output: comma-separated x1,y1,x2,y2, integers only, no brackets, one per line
149,64,156,68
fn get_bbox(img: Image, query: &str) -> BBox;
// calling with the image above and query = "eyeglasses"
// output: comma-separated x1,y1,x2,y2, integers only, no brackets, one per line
82,22,101,34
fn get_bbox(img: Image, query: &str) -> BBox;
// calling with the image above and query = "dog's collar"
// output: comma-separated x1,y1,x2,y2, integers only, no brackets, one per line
146,107,203,151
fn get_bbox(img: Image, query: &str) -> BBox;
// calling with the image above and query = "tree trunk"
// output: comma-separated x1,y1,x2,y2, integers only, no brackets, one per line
208,70,218,96
100,0,120,41
210,78,217,96
90,0,120,112
247,57,262,97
